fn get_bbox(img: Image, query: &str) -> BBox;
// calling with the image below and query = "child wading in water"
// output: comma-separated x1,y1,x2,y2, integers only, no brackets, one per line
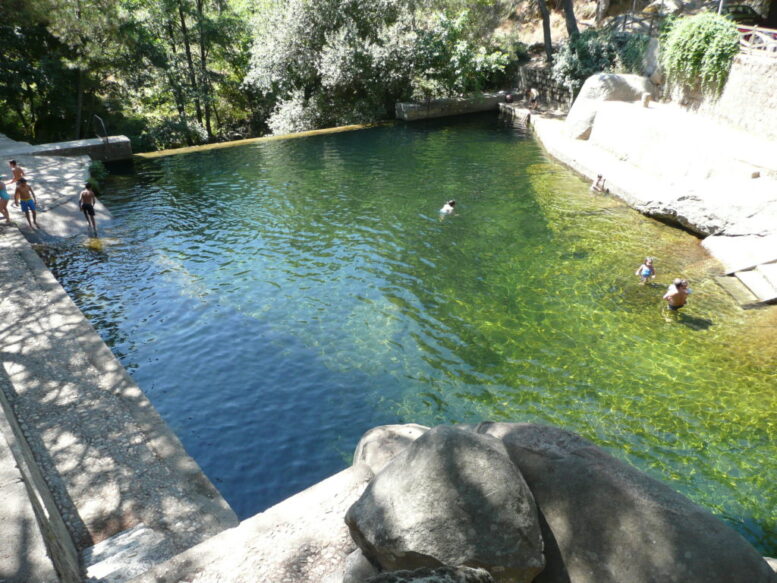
79,182,98,233
635,257,655,284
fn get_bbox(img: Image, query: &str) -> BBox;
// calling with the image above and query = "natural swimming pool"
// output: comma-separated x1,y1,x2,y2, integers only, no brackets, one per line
42,114,776,554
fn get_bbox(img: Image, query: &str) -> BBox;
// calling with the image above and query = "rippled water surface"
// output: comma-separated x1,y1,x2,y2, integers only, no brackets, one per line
43,114,776,553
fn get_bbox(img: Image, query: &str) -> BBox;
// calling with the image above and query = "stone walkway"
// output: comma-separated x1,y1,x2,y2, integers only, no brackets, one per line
0,404,58,583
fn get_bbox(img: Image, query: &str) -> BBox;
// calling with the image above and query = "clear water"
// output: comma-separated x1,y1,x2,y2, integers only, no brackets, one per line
41,114,777,554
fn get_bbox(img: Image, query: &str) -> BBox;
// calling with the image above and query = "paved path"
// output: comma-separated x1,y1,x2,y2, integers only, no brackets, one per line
0,405,58,583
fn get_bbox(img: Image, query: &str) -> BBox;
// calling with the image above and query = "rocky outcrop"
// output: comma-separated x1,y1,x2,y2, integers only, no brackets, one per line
565,74,657,139
353,424,430,474
470,422,777,583
346,426,545,583
347,423,776,583
344,548,380,583
366,566,496,582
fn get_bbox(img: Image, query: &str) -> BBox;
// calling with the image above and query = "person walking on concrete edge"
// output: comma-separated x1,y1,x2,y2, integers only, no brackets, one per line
8,160,25,183
79,182,98,233
663,278,689,316
13,178,39,229
635,257,655,285
0,175,12,224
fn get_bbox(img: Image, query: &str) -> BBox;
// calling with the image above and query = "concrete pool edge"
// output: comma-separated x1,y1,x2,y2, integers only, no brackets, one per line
0,224,238,581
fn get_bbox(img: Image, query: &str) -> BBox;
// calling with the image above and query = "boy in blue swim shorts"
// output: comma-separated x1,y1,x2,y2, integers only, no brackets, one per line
13,178,39,229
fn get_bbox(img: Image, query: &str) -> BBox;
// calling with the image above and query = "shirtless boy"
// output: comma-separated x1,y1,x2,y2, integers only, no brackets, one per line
8,160,25,183
79,182,97,232
663,278,689,311
13,178,39,229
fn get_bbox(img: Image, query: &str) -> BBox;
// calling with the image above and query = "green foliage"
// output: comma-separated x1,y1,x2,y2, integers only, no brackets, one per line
246,1,512,134
0,0,526,148
552,29,650,94
661,13,739,95
87,160,109,192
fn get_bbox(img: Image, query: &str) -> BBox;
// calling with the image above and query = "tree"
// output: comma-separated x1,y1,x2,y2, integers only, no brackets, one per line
537,0,554,64
245,0,511,134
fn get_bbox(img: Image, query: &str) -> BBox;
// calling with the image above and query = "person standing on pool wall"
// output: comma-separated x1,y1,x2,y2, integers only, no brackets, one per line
8,160,25,183
79,182,98,233
13,178,39,229
0,175,11,224
663,278,690,312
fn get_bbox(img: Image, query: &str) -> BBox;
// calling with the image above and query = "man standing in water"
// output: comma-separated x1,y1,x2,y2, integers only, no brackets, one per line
663,278,690,313
79,182,98,232
13,178,39,229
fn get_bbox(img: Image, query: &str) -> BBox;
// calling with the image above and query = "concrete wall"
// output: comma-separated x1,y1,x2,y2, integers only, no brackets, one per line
395,93,507,121
672,53,777,142
516,64,573,112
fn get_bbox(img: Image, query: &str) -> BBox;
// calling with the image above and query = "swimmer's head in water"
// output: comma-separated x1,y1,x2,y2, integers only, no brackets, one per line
448,200,456,206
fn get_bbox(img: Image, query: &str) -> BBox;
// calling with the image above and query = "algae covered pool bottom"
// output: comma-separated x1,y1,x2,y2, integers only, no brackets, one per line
43,114,776,554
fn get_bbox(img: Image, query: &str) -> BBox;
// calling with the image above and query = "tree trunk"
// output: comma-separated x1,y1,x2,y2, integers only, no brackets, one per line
596,0,611,24
178,0,203,126
74,68,84,139
538,0,554,64
164,20,188,121
562,0,579,36
195,0,213,140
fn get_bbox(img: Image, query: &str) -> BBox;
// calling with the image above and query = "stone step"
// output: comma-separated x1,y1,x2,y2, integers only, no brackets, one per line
735,269,777,302
82,524,176,583
713,275,760,307
756,262,777,289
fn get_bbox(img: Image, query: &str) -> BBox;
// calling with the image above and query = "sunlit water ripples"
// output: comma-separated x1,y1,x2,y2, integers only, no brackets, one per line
40,114,776,553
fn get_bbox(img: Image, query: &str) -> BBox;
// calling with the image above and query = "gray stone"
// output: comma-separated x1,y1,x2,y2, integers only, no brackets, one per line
344,549,380,583
346,426,544,583
766,556,777,572
565,74,657,139
367,566,496,583
470,422,777,583
353,424,429,474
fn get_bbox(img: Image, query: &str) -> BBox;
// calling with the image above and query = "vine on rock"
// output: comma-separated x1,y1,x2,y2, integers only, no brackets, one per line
661,13,739,96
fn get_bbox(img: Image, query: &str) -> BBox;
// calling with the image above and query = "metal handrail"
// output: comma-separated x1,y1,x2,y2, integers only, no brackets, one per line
93,114,109,144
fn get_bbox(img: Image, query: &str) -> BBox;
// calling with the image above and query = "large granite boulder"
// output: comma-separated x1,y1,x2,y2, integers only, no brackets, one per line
344,548,380,583
346,426,545,583
367,566,496,582
470,422,777,583
566,73,657,139
354,424,430,474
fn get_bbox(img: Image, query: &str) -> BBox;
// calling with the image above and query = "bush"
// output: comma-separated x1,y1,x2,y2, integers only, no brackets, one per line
661,13,739,95
140,118,208,150
552,29,649,95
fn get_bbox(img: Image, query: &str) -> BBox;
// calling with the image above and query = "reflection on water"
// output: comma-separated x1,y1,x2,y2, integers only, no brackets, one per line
42,114,777,553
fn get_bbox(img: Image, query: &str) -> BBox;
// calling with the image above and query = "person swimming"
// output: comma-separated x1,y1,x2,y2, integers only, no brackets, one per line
440,200,456,215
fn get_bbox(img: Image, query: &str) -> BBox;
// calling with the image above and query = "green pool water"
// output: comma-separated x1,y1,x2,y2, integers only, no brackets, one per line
44,114,777,552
